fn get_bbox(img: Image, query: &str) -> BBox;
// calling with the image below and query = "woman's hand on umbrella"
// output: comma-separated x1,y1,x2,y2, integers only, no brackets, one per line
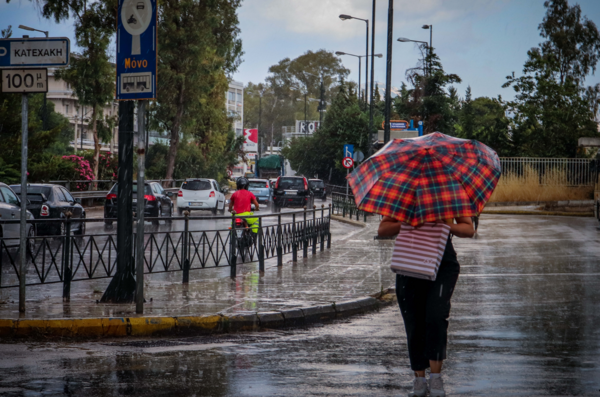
378,216,401,237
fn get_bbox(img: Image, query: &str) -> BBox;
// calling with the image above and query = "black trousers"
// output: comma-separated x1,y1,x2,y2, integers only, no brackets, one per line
396,256,460,371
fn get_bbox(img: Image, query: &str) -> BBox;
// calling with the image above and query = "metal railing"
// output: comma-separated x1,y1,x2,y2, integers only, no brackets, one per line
499,158,597,186
0,207,332,302
331,192,368,222
48,179,187,192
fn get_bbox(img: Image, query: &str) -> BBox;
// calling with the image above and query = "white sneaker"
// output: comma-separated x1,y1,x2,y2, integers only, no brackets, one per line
429,376,446,397
408,377,427,397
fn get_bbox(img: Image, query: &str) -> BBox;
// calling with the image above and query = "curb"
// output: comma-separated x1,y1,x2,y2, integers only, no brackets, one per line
482,209,593,217
330,215,367,227
486,200,594,207
0,290,396,340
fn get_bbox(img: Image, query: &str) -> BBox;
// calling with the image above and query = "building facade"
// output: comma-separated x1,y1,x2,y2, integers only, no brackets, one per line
227,80,244,137
46,68,119,153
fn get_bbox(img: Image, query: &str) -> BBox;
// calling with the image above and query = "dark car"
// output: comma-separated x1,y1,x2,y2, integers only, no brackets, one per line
272,176,314,212
11,184,85,236
308,179,327,201
104,182,174,226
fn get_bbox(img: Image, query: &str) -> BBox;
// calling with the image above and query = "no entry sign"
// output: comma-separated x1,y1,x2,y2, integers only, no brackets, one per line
342,157,354,169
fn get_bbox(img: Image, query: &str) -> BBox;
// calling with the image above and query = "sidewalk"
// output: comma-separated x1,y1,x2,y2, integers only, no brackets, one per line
0,216,397,336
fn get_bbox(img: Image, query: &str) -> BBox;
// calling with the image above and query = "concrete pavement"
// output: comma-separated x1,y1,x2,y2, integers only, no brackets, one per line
0,213,599,395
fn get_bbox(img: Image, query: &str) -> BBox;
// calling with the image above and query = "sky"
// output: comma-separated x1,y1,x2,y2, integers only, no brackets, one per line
2,0,600,101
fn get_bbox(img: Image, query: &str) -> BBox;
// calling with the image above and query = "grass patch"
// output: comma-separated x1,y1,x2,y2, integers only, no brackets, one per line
490,166,594,203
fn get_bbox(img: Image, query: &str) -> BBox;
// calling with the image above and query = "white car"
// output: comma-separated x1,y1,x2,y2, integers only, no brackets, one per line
176,178,226,215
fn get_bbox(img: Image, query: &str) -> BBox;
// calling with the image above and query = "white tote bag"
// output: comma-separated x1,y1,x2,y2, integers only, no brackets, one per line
390,222,451,281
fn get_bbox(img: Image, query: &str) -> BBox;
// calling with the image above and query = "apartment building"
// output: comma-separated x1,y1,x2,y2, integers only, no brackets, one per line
227,80,244,137
47,68,119,153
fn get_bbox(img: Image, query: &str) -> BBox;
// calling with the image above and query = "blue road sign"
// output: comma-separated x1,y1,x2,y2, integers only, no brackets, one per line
117,0,157,100
0,38,70,68
390,121,408,130
343,144,354,159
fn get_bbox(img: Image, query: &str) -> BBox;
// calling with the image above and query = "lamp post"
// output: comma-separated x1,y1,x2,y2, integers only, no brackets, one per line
336,52,383,101
339,14,369,105
397,37,429,75
422,24,432,75
370,1,376,154
383,0,394,144
18,25,49,131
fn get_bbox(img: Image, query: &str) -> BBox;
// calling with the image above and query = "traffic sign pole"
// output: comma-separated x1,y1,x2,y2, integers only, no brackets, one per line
18,93,28,313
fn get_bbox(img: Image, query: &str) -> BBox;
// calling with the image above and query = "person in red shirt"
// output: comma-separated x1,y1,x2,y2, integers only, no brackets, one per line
229,178,259,233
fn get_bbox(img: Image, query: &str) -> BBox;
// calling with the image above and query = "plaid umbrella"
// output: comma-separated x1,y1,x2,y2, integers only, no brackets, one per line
347,132,501,226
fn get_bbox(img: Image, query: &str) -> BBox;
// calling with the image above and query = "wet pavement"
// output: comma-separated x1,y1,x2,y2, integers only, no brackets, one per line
1,214,600,395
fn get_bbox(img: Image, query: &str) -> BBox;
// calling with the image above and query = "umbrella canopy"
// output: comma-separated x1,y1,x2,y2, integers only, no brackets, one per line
347,132,501,226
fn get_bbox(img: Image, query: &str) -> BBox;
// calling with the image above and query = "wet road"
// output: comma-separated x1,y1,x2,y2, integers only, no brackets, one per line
1,214,600,395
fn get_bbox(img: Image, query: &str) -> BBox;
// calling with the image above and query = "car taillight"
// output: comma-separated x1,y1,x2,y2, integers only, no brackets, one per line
178,191,183,197
144,194,156,201
304,178,308,190
40,204,49,216
209,191,215,198
266,183,269,188
106,193,116,200
275,177,280,189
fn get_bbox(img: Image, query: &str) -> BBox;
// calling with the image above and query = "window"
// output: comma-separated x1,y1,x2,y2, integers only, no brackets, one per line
228,91,235,101
61,188,75,202
182,180,211,191
55,188,66,202
212,181,219,191
278,178,304,190
309,180,325,188
11,186,52,202
237,92,242,103
0,187,20,206
248,181,268,189
65,104,70,115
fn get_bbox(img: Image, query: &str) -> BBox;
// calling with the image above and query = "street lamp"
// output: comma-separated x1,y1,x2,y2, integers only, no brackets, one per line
18,25,48,37
19,25,49,131
397,37,429,75
338,14,369,105
336,52,383,101
422,24,433,74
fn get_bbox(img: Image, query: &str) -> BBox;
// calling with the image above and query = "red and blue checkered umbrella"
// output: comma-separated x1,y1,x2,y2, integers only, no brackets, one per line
347,132,501,226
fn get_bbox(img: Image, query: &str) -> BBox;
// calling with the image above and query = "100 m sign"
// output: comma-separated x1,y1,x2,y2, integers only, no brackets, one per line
1,69,48,93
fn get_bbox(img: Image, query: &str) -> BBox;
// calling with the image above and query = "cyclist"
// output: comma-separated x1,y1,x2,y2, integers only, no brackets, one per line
229,177,260,233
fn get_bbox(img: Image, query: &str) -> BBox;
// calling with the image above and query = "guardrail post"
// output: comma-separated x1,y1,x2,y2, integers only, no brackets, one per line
229,215,237,278
292,213,297,262
320,205,325,251
258,216,265,272
303,207,308,258
327,204,332,249
312,206,317,255
182,212,190,283
66,181,70,191
277,214,283,266
62,214,72,302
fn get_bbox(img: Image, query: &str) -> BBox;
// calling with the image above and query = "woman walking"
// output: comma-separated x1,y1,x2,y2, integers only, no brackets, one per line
379,217,475,397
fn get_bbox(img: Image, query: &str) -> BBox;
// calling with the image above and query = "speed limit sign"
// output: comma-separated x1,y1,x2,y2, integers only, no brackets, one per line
342,157,354,169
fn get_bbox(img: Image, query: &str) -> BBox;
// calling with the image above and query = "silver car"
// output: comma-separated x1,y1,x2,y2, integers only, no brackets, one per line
0,182,35,247
247,179,272,203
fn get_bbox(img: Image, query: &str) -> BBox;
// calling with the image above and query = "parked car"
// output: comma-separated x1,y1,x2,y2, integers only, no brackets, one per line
308,179,327,201
104,182,174,226
0,182,35,247
247,178,272,204
272,176,314,212
11,184,86,235
176,178,226,215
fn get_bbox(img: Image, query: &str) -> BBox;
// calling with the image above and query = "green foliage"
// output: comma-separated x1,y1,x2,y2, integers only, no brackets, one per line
44,0,116,178
153,0,243,181
282,83,372,184
245,50,350,146
503,0,600,157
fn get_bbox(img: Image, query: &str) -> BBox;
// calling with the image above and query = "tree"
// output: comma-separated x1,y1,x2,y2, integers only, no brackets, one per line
282,83,375,184
397,47,461,134
245,50,350,147
503,0,600,157
460,86,475,139
42,0,116,181
153,0,243,182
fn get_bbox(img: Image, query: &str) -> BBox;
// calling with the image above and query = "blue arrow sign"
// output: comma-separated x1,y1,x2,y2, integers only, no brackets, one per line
117,0,157,100
0,38,70,68
343,144,354,159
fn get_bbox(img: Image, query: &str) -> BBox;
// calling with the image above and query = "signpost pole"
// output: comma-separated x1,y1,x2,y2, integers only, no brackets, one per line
346,167,349,196
136,100,146,314
18,93,28,313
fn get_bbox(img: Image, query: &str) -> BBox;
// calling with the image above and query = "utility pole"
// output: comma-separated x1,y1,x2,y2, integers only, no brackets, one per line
135,100,146,314
369,0,376,154
383,0,394,144
18,93,28,313
258,95,262,158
